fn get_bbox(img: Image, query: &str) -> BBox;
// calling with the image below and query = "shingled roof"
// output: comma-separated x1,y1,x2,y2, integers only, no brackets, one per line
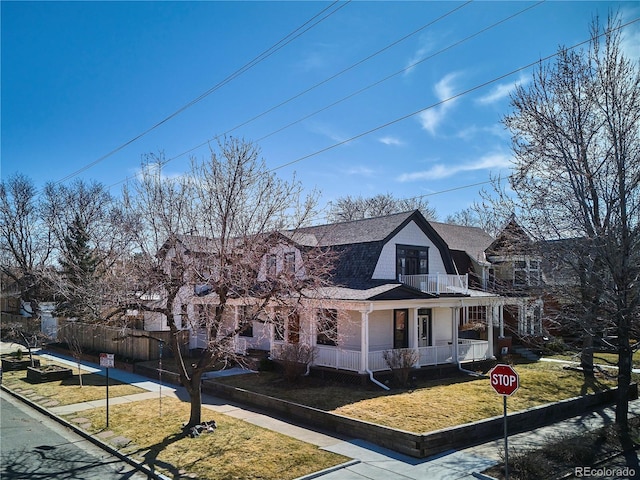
286,210,417,247
284,210,457,290
429,221,494,265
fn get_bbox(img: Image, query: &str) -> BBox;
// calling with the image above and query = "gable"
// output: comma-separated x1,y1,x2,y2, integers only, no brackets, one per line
372,218,455,280
487,218,534,257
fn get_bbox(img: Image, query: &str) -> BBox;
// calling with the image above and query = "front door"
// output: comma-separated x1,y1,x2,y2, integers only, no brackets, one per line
417,308,432,348
394,309,409,349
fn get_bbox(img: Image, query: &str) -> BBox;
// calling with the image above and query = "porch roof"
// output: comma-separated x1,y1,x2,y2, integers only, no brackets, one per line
309,282,437,301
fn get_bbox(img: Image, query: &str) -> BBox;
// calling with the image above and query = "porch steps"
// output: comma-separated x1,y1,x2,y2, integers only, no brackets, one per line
511,345,541,362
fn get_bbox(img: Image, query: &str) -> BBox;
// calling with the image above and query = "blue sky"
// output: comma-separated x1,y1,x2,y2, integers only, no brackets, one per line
2,1,639,222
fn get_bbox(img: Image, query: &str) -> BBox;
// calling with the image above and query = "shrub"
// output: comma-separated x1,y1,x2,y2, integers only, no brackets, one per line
277,344,316,383
382,348,418,387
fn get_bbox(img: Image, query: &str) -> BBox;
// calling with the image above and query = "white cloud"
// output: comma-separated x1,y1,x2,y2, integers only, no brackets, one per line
403,38,435,76
476,74,529,106
417,72,460,135
307,121,349,143
396,152,512,182
379,135,404,146
620,16,640,60
455,123,508,141
342,165,376,177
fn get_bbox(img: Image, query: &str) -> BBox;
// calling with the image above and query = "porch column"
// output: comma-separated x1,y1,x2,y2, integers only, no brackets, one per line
499,303,504,337
410,308,419,350
410,308,419,368
452,307,459,363
488,305,495,359
360,309,370,374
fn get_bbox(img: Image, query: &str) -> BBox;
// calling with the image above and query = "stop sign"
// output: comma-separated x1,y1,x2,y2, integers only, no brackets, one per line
490,364,519,396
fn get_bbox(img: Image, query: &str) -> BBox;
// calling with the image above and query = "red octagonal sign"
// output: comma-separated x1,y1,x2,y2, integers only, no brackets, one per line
490,364,519,396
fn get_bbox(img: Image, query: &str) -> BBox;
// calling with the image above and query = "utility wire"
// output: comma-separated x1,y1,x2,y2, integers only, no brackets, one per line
53,0,350,186
221,0,473,137
267,16,640,173
256,0,544,143
107,14,639,195
110,0,522,185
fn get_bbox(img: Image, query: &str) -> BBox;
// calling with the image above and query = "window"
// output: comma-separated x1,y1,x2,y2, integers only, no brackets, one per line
266,254,277,277
316,309,338,346
239,306,253,338
466,306,487,324
288,311,300,344
195,304,212,328
513,258,542,287
393,309,409,349
273,308,285,341
396,245,429,277
284,252,296,274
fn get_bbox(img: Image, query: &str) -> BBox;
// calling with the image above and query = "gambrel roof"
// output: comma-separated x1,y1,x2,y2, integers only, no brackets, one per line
430,221,494,266
285,210,457,291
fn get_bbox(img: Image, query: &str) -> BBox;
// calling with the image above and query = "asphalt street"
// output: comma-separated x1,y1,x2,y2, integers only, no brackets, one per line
0,390,149,480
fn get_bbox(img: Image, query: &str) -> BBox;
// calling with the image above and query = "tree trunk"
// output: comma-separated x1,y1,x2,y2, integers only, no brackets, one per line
186,371,204,428
615,314,631,430
580,333,595,379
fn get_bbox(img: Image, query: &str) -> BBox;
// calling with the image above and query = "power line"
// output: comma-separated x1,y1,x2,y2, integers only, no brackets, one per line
221,0,474,138
53,0,351,186
108,13,639,197
267,15,640,173
110,0,531,185
255,0,544,143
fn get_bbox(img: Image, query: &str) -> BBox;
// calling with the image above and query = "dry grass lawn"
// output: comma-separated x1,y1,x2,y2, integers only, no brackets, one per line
75,397,348,480
1,359,145,405
217,361,621,433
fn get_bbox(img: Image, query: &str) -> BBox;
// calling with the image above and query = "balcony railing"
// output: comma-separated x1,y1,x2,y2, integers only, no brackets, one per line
398,273,468,294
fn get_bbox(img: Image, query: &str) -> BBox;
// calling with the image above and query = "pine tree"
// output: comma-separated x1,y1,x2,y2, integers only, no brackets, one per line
58,213,99,320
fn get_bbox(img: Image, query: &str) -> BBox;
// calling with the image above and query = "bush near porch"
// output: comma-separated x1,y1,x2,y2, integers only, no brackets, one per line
215,360,629,433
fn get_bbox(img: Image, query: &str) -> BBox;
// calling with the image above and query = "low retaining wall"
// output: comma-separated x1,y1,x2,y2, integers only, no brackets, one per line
134,363,182,386
204,380,638,459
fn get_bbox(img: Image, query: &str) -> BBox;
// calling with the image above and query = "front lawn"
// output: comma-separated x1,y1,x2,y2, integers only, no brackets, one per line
216,361,619,433
1,358,145,406
545,349,640,369
74,397,348,480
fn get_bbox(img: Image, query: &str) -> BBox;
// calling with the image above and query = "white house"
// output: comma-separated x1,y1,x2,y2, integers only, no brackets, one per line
165,210,504,383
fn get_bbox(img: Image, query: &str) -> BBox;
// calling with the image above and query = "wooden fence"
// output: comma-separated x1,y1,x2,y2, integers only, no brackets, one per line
56,320,189,361
1,313,41,334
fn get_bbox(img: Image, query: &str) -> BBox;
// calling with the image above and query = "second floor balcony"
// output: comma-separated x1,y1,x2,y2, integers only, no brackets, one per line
398,273,469,295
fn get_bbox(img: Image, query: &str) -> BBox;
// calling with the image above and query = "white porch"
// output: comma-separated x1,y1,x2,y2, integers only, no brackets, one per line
314,339,489,372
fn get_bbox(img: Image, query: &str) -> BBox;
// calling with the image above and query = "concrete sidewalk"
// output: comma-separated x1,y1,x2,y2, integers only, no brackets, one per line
6,346,640,480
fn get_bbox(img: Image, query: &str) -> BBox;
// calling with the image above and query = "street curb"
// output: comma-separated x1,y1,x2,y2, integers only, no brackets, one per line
1,384,170,480
294,459,361,480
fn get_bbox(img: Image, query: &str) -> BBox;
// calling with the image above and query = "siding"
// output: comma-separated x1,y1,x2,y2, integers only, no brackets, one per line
372,221,448,280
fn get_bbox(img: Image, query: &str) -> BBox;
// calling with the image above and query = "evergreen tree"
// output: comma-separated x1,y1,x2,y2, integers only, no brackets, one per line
57,213,99,320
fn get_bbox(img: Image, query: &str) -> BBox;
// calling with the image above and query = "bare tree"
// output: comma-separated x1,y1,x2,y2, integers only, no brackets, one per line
123,138,337,429
326,193,437,223
41,179,136,322
445,202,506,237
0,174,54,310
499,15,640,429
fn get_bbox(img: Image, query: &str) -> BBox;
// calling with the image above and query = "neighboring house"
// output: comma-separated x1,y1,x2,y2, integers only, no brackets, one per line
156,210,505,382
484,217,546,339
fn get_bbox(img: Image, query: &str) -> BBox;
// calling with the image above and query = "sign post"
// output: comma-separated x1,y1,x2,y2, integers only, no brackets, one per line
100,353,115,427
489,364,519,480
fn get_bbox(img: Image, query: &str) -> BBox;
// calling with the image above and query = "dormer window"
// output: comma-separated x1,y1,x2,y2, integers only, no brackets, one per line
396,245,429,276
266,254,277,277
284,251,296,274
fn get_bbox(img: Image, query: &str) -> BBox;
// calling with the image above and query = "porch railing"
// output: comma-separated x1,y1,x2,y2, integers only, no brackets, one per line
311,340,489,372
398,273,468,294
315,346,361,371
458,339,490,362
